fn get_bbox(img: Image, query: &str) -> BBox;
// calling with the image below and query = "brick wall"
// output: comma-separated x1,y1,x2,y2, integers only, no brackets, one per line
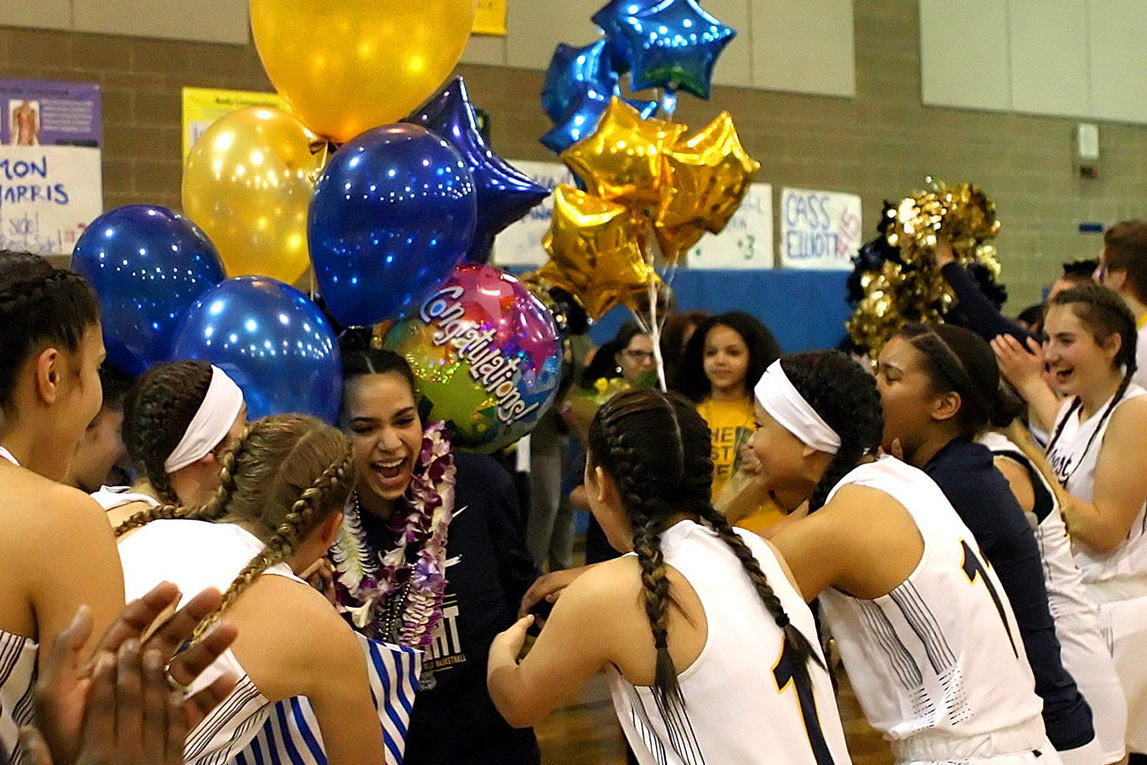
5,0,1147,306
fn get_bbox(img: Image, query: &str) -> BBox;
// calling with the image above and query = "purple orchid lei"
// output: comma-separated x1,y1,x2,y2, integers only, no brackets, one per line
332,421,456,648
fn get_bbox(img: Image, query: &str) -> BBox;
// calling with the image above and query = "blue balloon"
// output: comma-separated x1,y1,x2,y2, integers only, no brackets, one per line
308,124,477,327
71,205,224,375
539,88,658,155
541,40,619,122
591,0,661,73
611,0,736,99
170,276,342,423
404,78,549,265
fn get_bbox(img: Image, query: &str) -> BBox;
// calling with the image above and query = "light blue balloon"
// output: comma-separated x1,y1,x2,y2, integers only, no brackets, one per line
170,276,342,423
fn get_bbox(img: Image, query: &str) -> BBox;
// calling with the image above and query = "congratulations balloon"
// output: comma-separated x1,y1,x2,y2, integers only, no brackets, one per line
182,106,328,284
170,276,342,423
250,0,475,143
384,264,562,453
404,78,548,264
308,124,477,327
71,205,224,375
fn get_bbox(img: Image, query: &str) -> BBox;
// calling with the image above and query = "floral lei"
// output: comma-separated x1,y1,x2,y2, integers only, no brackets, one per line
332,421,456,648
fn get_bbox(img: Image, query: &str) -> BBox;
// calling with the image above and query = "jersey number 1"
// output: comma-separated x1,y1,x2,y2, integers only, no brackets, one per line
960,539,1018,656
774,639,836,765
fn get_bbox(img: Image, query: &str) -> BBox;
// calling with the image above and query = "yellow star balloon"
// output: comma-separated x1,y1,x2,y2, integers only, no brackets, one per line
560,97,686,209
655,111,759,261
541,184,658,319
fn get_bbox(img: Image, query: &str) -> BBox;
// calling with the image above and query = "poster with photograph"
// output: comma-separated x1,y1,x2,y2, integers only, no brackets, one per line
0,78,102,256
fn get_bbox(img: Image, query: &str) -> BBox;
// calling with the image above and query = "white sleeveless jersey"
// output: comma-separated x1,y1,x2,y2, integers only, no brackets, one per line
607,521,852,765
1047,385,1147,583
118,519,419,764
979,431,1127,763
818,458,1045,756
0,447,37,764
90,484,160,511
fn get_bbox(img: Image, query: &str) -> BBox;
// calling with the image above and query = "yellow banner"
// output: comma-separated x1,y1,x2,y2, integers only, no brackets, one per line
473,0,506,35
181,86,287,159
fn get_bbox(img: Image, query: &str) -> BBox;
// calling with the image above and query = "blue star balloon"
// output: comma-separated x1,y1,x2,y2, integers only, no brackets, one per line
406,77,549,264
542,40,619,122
540,88,658,155
614,0,736,99
591,0,661,73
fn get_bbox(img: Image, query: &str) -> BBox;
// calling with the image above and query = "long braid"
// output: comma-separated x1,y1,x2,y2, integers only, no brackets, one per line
599,416,682,711
694,503,825,671
193,447,354,641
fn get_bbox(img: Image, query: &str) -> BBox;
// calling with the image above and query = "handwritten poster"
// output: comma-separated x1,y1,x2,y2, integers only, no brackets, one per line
779,187,862,270
181,86,286,159
0,79,102,256
683,183,773,270
491,160,569,268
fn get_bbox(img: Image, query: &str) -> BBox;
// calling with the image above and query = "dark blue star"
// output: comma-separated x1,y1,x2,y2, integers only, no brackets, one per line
542,39,619,122
406,77,550,263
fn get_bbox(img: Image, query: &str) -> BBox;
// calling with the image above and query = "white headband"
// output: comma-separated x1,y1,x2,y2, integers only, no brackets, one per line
163,366,245,473
754,360,841,454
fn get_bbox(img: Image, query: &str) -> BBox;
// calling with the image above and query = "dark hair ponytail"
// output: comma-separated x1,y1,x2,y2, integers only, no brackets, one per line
778,351,884,511
588,388,823,722
1044,284,1137,460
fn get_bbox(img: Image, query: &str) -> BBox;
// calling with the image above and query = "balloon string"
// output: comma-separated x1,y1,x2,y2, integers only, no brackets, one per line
636,223,668,392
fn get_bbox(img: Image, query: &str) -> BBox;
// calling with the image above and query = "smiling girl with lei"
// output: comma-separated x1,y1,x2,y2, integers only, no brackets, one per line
332,345,541,765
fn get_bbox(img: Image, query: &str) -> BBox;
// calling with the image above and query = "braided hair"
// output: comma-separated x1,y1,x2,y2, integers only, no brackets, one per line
588,389,822,722
114,415,355,640
122,361,215,503
777,351,884,511
1044,284,1138,464
0,251,99,413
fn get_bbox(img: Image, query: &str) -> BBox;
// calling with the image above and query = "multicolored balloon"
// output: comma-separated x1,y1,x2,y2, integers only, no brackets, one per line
71,205,224,375
383,264,561,453
610,0,736,99
170,276,342,423
308,124,477,327
404,78,548,264
182,106,328,284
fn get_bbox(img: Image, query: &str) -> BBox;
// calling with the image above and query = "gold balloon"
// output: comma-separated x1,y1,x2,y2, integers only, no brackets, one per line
655,112,759,261
541,185,657,320
561,97,686,210
249,0,476,143
182,106,328,283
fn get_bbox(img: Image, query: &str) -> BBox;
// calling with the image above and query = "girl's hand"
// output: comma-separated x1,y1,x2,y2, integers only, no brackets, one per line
991,334,1046,394
519,567,589,618
491,615,534,661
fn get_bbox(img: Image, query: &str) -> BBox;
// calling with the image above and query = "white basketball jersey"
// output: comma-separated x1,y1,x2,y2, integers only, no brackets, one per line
1047,385,1147,583
607,521,851,765
818,457,1045,749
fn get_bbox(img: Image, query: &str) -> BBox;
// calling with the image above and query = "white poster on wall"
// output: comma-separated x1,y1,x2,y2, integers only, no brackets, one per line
683,183,773,270
491,160,573,269
778,187,862,270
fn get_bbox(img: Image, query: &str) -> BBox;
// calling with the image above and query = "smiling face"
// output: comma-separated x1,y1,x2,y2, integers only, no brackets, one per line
703,324,750,398
1042,303,1121,399
747,401,813,496
344,372,423,515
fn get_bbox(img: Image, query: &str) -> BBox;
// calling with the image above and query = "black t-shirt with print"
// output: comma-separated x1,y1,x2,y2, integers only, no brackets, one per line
366,452,541,765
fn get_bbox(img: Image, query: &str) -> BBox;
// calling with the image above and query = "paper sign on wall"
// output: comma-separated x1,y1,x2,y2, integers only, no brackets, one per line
473,0,507,35
0,78,102,256
491,160,570,268
683,183,773,269
779,187,862,270
181,86,287,159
